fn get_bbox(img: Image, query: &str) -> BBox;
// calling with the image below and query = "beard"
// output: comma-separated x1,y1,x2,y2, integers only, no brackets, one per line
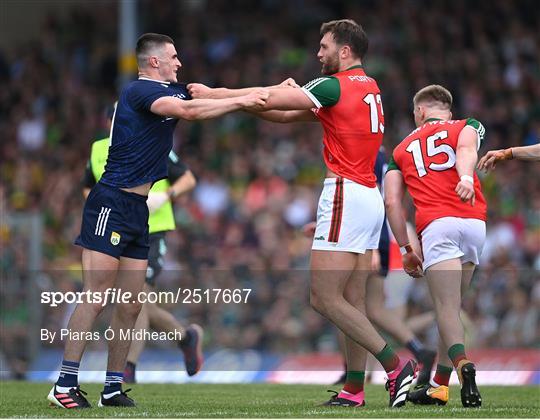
321,53,340,75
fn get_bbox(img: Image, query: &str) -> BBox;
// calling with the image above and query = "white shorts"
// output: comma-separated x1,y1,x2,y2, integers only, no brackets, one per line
312,177,384,254
384,270,414,309
420,217,486,271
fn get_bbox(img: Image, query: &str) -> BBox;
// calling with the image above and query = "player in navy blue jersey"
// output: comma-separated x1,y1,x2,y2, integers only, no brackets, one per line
48,33,269,410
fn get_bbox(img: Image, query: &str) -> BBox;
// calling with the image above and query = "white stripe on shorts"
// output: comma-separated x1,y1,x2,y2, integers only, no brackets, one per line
94,207,105,235
99,208,111,236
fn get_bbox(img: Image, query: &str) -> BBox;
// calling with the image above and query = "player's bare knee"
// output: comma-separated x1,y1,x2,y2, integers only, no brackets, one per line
86,300,108,317
309,290,329,315
117,301,143,320
366,301,380,322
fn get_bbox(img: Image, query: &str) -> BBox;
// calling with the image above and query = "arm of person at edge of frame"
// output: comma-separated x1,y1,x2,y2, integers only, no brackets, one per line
478,142,540,171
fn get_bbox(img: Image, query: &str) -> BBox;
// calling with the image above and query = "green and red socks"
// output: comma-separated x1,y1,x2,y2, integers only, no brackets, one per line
343,371,365,394
375,344,400,373
431,364,453,387
448,343,467,368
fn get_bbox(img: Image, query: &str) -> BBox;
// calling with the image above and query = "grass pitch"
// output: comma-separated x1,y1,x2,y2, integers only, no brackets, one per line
0,382,539,418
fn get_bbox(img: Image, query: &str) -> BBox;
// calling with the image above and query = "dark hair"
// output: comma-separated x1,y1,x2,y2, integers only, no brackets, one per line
320,19,368,60
413,85,453,109
136,33,174,67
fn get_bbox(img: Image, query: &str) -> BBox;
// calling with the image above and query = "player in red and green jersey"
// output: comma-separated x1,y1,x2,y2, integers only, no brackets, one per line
188,19,416,408
385,85,486,408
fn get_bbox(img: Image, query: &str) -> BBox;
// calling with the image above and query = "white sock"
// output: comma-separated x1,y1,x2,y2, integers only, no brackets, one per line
430,378,442,388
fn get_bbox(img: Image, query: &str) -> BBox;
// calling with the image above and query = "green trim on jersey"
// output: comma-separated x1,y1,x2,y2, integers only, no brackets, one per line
386,154,401,172
89,138,176,234
465,118,486,150
301,76,340,108
345,65,363,70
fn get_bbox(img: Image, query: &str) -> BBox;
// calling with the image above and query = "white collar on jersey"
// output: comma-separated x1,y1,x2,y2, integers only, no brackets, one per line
138,76,170,84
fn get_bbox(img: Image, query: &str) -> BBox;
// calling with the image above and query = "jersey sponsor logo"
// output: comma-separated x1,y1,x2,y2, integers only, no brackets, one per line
94,207,111,236
347,75,373,82
314,235,326,241
172,93,187,99
110,231,121,246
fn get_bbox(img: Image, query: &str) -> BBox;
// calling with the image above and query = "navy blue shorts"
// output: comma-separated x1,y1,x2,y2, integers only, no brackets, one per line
74,182,150,260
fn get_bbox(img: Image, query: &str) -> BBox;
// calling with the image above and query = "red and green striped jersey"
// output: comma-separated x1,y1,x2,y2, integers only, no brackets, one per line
301,65,384,187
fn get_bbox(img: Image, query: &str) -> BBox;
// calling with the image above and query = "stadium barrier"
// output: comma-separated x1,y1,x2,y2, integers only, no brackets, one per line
25,348,539,386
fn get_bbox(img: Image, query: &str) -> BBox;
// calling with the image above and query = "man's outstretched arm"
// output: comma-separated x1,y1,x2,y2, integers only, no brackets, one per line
188,78,299,99
253,109,318,123
150,89,269,121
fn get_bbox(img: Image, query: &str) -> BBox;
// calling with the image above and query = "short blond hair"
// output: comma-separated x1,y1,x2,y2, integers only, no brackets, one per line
413,85,452,109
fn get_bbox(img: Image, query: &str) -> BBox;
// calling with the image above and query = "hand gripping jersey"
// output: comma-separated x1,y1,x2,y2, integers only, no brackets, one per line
388,118,487,234
302,66,384,187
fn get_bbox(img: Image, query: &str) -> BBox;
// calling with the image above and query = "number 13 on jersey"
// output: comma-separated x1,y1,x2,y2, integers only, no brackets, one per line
363,93,384,134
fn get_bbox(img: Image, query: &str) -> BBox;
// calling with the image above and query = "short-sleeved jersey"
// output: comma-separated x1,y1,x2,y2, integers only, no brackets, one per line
388,118,487,234
100,78,191,188
302,65,384,187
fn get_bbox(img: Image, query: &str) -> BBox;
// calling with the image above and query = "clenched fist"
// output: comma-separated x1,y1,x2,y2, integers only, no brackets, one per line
278,78,300,88
187,83,212,99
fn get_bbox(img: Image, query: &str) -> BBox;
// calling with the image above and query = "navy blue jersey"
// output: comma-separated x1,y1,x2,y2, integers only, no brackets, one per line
100,78,191,188
374,146,388,190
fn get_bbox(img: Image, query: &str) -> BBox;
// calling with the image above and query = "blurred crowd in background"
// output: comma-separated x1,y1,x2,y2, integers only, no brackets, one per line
1,0,538,377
